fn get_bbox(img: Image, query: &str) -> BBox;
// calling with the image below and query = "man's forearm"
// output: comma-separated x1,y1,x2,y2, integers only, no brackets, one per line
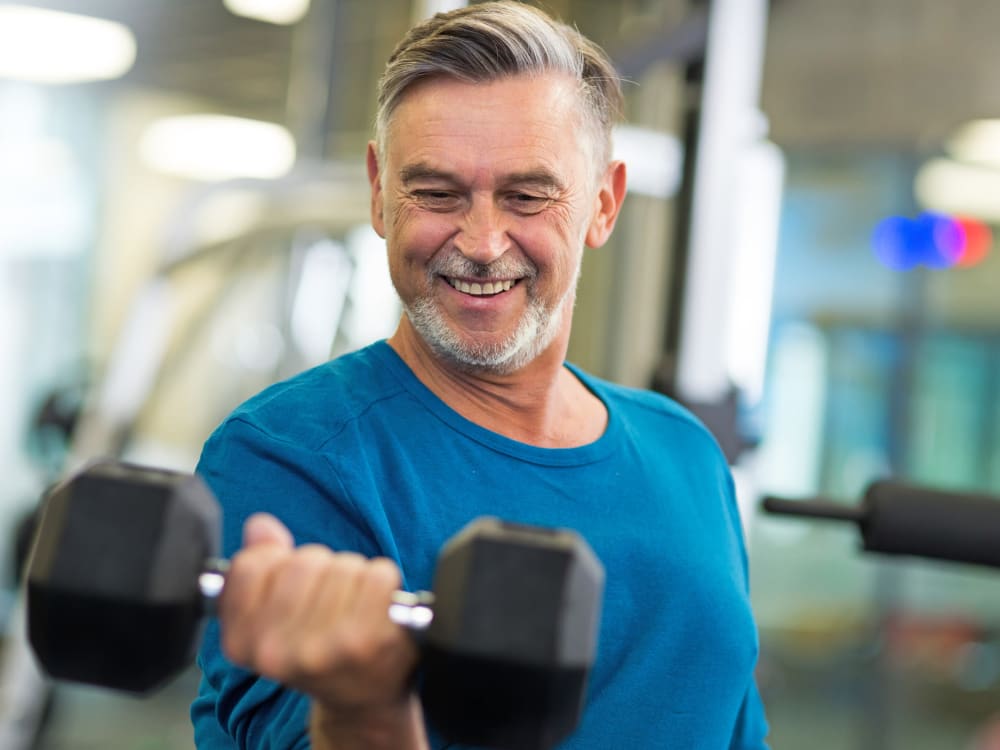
309,695,430,750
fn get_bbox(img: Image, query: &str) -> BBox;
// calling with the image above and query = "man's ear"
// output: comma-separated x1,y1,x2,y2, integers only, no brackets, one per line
366,141,386,238
585,160,627,249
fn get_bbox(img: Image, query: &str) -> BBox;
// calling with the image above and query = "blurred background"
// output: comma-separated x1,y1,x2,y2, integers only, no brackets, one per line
2,0,1000,747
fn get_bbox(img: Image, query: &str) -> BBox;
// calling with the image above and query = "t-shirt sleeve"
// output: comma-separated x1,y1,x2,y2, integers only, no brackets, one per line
190,415,377,749
728,678,770,750
719,470,770,750
193,621,311,750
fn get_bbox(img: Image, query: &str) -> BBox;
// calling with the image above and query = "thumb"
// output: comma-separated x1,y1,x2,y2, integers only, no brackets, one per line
242,513,295,550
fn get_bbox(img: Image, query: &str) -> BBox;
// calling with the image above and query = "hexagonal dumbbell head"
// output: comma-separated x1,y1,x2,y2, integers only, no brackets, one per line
421,518,604,750
25,460,220,693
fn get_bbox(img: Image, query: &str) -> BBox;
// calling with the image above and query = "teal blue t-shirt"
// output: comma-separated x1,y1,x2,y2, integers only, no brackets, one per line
191,341,769,749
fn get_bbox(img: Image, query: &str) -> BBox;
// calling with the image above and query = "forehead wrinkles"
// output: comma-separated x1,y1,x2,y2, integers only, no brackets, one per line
387,133,585,200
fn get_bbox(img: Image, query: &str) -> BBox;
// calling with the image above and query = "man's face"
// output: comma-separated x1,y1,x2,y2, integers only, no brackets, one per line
368,73,620,374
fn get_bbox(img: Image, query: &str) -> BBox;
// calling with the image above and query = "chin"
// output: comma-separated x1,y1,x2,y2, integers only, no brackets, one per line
405,298,563,375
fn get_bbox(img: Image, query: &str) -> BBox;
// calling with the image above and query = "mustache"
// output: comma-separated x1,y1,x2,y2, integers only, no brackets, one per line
428,251,536,281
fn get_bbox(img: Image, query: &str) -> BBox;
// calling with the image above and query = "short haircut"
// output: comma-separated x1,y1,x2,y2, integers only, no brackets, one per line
374,1,623,172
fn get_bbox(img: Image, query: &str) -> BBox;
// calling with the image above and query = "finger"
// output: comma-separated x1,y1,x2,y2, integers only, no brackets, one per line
302,552,372,635
333,558,409,662
354,558,412,659
243,512,295,549
351,558,403,623
219,543,294,665
271,547,366,627
262,553,373,686
250,553,335,679
294,557,413,705
342,559,417,690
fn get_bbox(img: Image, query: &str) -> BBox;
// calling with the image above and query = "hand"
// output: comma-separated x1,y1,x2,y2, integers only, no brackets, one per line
218,514,420,716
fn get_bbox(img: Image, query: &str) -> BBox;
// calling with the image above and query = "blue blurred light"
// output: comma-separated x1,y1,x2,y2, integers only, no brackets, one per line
871,212,967,271
872,216,916,270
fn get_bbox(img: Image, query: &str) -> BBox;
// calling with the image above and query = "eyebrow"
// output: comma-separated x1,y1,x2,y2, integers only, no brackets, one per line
399,164,456,185
500,169,565,192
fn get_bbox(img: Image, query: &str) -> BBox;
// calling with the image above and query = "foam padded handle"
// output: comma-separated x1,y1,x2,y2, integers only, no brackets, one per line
763,481,1000,570
862,480,1000,569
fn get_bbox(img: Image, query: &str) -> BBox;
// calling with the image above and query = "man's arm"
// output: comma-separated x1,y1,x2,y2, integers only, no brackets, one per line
219,514,429,750
309,697,428,750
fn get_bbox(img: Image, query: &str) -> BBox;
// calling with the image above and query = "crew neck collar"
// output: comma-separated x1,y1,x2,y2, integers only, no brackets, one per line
369,340,618,467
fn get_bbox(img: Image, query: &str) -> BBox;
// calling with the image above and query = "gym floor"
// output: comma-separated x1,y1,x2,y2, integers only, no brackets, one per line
31,657,995,750
35,668,200,750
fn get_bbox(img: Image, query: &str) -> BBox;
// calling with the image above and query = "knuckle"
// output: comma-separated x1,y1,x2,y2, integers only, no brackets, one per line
366,557,402,590
253,631,292,679
319,552,369,592
227,547,282,591
335,629,379,668
332,551,367,576
296,634,337,674
280,545,331,580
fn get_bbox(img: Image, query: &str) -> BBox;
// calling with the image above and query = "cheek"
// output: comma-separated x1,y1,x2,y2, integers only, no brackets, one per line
387,204,454,257
529,212,587,277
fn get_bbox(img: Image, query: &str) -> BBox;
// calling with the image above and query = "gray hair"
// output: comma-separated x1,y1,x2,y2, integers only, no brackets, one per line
374,1,623,171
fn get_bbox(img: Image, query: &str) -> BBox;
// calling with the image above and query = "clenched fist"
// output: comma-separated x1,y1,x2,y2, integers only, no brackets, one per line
219,514,428,750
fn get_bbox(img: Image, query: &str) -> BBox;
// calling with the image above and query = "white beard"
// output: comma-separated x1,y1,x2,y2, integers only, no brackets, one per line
399,252,581,375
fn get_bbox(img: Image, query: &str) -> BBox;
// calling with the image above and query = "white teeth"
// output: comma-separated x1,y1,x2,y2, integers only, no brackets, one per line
449,278,515,295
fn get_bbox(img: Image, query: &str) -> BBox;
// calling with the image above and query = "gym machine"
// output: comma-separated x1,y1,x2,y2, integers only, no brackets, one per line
762,479,1000,570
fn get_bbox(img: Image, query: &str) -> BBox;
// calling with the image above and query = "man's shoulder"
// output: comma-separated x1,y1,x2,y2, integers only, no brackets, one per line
571,365,724,456
222,341,407,447
573,366,701,427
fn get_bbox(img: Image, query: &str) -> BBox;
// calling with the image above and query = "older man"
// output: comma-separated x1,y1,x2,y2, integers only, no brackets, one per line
192,2,769,748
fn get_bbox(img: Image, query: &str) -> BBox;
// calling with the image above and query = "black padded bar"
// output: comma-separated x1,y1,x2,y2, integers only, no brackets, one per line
763,480,1000,570
862,480,1000,569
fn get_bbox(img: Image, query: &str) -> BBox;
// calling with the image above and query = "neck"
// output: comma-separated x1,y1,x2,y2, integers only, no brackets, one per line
387,319,606,448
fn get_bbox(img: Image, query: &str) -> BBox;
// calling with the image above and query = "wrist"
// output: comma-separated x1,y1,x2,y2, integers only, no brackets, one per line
309,694,429,750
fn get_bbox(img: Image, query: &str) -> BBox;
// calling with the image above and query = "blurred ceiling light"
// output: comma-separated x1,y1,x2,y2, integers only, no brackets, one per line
223,0,310,25
915,158,1000,223
190,189,269,247
946,119,1000,168
0,5,136,84
413,0,468,22
139,115,296,182
0,138,74,181
612,125,683,199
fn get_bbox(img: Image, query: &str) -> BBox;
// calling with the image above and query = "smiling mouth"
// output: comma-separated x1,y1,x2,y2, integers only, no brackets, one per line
445,277,519,296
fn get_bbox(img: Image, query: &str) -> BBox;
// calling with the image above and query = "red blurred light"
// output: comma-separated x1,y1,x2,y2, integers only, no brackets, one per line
954,217,992,267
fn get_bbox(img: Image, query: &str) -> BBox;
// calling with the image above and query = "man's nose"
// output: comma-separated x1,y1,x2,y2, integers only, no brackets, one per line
454,197,511,264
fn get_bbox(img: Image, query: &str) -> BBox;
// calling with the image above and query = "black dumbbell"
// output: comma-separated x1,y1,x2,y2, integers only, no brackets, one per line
25,460,604,750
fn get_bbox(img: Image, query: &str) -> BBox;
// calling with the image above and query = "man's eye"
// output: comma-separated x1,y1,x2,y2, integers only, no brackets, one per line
506,193,549,214
412,191,461,210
